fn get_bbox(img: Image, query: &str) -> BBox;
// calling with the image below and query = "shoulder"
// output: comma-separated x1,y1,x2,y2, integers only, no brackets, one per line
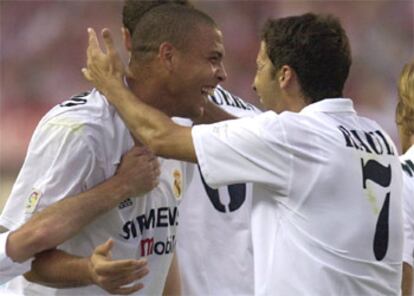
44,89,112,123
37,89,118,138
209,85,261,117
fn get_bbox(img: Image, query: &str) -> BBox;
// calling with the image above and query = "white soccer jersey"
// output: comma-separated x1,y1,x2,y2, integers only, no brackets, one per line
176,86,260,296
0,231,32,285
401,145,414,267
192,98,403,295
0,90,191,295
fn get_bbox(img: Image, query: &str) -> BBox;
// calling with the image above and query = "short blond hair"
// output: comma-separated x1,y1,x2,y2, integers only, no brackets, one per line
396,60,414,134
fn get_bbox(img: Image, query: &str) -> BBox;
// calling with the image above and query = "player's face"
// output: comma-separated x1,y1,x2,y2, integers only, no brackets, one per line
253,42,283,112
170,25,227,117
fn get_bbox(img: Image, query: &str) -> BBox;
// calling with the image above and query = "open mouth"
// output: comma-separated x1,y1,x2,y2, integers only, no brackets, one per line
201,86,215,97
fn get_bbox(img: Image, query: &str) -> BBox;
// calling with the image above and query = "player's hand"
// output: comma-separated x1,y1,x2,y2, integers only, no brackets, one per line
89,239,149,295
82,28,127,95
115,146,160,198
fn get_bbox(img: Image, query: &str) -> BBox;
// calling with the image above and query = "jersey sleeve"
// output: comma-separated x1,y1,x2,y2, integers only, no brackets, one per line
402,173,414,266
192,111,292,196
0,231,32,285
0,118,103,230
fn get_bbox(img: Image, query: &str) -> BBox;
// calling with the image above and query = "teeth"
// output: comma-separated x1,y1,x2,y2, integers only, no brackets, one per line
201,87,215,96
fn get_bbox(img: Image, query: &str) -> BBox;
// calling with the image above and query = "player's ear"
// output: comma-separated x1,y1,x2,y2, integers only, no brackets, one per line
122,27,132,53
278,65,294,89
158,42,175,71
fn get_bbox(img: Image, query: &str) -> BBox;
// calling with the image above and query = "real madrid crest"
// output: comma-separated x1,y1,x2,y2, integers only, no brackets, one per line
172,168,183,200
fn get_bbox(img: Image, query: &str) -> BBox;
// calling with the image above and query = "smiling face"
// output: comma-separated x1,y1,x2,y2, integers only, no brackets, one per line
169,25,227,117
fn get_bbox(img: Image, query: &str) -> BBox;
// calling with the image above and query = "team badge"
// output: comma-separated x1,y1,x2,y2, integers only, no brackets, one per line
172,169,183,200
25,189,42,213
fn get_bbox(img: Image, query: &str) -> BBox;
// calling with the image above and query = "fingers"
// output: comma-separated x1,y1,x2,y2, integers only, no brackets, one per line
81,67,92,82
94,239,114,257
87,28,100,59
102,28,115,56
95,258,148,276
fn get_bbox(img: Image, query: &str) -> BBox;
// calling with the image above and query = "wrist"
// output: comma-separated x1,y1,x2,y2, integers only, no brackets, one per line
107,174,133,201
100,78,127,101
86,256,97,286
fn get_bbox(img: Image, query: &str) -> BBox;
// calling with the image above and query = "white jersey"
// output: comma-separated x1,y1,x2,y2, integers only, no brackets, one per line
401,145,414,267
192,98,403,295
0,231,32,285
177,86,260,296
0,90,191,295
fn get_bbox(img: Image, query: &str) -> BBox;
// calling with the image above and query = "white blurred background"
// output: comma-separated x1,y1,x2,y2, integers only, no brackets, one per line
0,0,413,210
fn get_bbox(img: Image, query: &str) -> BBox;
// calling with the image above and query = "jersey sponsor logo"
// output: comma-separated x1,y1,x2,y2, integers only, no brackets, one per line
25,189,42,213
172,169,183,200
140,235,176,256
118,198,133,209
401,159,414,178
210,88,256,111
121,206,179,239
338,125,395,155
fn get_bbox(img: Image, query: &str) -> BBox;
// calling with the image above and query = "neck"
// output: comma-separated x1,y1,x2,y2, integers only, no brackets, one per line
126,68,175,117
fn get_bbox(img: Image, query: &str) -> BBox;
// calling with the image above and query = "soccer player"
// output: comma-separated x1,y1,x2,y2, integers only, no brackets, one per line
84,12,404,295
123,1,261,294
397,61,414,296
0,146,156,285
0,5,226,295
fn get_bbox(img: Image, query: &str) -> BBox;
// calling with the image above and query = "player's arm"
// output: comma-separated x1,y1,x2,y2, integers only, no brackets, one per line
163,253,181,296
6,146,159,263
402,262,413,296
25,240,148,294
83,28,197,163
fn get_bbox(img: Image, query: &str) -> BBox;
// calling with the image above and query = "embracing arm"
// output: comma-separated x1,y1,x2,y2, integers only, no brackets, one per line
25,239,149,294
83,28,197,162
6,146,159,263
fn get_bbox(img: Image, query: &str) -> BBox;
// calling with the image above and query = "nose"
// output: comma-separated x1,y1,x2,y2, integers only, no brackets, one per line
216,63,227,82
252,84,257,93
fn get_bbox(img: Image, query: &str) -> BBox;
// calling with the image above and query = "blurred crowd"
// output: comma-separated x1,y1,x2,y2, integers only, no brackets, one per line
0,0,413,202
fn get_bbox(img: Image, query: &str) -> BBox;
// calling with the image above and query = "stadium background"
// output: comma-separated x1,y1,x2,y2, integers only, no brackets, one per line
0,0,413,211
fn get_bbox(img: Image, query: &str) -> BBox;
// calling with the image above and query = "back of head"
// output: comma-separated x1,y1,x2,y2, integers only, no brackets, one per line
130,4,217,62
261,13,351,103
397,61,414,136
122,0,192,35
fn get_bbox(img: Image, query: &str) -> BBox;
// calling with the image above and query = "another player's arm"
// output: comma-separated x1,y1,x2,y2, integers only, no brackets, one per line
5,146,159,263
163,253,181,296
402,262,413,296
83,28,197,162
26,239,148,294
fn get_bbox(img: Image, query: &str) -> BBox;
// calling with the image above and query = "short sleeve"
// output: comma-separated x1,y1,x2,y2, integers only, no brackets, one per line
0,119,103,230
192,111,292,196
402,174,414,266
0,232,32,285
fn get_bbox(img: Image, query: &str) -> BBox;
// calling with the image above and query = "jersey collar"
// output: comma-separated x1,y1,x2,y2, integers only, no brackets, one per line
300,98,355,115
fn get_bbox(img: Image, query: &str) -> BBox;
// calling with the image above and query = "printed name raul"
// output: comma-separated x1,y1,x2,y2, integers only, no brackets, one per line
338,125,395,155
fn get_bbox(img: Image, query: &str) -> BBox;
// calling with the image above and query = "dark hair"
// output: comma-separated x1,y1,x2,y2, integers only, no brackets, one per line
261,13,352,102
131,4,217,60
122,0,192,35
